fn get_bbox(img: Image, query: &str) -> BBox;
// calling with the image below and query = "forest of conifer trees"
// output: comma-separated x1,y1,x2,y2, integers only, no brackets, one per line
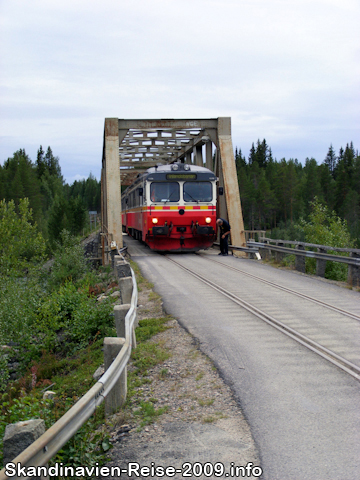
0,146,101,248
0,141,359,249
235,140,360,246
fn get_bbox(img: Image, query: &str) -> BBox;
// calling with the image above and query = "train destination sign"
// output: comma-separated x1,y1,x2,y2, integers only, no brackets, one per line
166,174,197,180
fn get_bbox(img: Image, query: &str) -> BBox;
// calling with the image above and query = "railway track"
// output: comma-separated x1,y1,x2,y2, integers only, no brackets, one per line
201,254,360,323
166,255,360,381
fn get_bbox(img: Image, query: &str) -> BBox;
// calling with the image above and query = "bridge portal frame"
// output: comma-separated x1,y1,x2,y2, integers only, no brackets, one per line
101,117,245,261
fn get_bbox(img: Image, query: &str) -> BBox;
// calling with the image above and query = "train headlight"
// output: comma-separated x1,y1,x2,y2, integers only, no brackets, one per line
152,218,158,224
205,217,211,224
171,163,179,171
184,164,190,171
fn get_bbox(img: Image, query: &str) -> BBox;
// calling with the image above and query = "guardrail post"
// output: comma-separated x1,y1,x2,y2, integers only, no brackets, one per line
3,420,47,480
104,337,127,416
114,304,131,336
316,247,327,277
118,277,133,304
348,252,360,287
261,239,270,261
295,244,306,273
114,258,132,278
275,242,284,264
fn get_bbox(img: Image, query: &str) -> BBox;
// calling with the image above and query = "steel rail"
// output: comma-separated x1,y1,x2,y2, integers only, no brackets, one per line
0,269,137,480
201,255,360,323
166,257,360,382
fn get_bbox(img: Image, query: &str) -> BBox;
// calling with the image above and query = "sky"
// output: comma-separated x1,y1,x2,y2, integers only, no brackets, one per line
0,0,359,184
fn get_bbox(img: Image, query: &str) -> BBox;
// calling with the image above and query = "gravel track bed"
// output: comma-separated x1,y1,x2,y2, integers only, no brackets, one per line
99,279,261,479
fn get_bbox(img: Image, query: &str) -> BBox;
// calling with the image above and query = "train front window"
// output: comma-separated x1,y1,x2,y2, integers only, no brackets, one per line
184,182,212,202
150,182,180,202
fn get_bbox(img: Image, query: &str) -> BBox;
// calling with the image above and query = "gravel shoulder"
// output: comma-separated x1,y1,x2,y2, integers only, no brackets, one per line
99,259,261,480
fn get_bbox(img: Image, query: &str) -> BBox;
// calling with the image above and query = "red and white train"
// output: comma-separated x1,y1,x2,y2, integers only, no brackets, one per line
121,162,217,252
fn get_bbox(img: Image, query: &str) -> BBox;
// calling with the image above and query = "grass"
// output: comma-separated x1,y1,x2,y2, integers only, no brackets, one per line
129,260,154,291
135,317,171,343
159,368,169,378
125,316,173,429
197,398,214,407
131,341,170,376
202,412,227,423
134,401,169,428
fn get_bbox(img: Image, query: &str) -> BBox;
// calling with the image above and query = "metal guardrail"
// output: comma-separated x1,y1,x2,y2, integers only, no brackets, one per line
213,241,259,254
260,237,360,254
248,241,360,266
0,265,137,480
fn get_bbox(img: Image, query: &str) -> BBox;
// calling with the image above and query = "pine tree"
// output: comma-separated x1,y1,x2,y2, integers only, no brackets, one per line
36,146,46,179
324,144,337,177
45,146,62,178
248,143,256,165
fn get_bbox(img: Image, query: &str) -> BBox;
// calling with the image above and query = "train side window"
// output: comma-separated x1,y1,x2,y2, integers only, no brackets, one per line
150,182,180,202
137,187,143,206
184,182,212,202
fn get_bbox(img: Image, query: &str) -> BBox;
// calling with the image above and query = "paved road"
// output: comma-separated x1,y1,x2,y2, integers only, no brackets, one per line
126,236,360,480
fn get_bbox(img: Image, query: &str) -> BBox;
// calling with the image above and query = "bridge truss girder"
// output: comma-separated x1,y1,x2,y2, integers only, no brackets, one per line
101,117,245,259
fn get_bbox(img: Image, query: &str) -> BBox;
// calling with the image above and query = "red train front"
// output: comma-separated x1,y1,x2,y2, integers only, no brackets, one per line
121,163,217,252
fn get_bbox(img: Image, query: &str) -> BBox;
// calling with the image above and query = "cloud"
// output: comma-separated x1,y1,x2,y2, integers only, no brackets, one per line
0,0,359,183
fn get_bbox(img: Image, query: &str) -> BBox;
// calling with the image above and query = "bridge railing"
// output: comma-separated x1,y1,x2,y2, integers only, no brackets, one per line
0,251,137,480
248,237,360,287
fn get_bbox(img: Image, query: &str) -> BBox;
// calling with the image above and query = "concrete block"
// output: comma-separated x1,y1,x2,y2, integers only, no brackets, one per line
118,277,133,304
115,261,132,279
104,337,127,416
295,244,306,273
348,252,360,287
114,304,130,338
316,248,327,277
275,242,285,263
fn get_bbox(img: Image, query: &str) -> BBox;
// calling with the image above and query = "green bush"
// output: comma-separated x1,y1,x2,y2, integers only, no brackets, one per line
0,355,9,393
299,198,354,281
35,281,113,354
47,230,89,290
0,198,46,277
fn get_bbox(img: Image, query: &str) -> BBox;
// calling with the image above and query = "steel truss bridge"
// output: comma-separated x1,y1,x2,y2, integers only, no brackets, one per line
101,117,245,258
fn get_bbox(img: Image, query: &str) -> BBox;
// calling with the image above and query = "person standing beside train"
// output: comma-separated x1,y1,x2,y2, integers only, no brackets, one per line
216,218,231,256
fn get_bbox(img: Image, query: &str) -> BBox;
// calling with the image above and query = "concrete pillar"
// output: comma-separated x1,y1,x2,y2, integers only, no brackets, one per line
275,242,285,264
217,157,228,224
348,252,360,287
260,240,270,261
104,337,127,416
3,420,47,480
114,304,131,337
118,277,133,304
316,247,327,277
218,117,246,253
104,118,122,249
115,259,132,279
295,244,306,273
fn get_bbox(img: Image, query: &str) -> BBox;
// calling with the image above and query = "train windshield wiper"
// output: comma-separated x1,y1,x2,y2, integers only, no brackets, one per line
184,191,199,203
164,190,177,204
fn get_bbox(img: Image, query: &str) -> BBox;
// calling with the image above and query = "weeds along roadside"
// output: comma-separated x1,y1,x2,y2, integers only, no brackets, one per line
0,236,174,476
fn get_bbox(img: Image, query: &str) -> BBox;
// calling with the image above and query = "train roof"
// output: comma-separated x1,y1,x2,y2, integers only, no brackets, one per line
122,162,216,195
146,163,214,174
